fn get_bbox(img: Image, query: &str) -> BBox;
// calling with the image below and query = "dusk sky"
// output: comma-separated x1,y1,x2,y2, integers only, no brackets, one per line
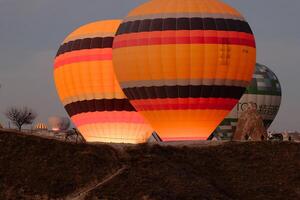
0,0,299,131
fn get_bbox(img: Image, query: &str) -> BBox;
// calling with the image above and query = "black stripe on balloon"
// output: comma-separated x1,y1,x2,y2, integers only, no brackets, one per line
65,99,136,117
123,85,246,100
116,18,253,35
56,37,114,57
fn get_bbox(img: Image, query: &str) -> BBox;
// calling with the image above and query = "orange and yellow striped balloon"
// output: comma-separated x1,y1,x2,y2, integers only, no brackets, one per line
113,0,256,141
54,20,152,144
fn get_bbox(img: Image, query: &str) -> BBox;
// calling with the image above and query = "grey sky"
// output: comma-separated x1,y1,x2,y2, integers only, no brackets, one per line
0,0,299,131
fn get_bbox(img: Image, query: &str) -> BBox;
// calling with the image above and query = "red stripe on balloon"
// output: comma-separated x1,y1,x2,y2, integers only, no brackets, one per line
113,30,256,48
54,49,112,69
71,111,146,127
114,37,255,48
131,98,238,111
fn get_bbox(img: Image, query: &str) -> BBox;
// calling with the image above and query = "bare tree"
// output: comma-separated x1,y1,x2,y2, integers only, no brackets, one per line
5,107,37,131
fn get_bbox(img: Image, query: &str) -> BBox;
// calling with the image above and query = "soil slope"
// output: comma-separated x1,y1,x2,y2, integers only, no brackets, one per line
0,130,122,199
88,143,300,200
1,130,300,200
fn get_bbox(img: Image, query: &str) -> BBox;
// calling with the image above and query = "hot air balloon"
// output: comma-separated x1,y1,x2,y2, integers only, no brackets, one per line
54,20,152,143
112,0,256,141
48,117,70,131
34,123,48,131
210,63,282,140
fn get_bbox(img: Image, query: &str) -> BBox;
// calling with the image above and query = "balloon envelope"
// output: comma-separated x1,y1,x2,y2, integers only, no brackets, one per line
54,20,152,143
34,123,48,131
211,63,282,140
48,117,70,131
113,0,256,141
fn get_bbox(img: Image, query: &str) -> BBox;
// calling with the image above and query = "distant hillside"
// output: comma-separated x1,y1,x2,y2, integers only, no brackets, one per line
1,130,300,200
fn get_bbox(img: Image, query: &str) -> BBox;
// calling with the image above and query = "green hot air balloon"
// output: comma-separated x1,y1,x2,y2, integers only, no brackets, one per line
210,63,282,140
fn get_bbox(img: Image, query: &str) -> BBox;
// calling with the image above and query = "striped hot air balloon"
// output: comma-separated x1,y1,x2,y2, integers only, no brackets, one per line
54,20,152,144
34,123,48,131
210,63,282,140
113,0,256,141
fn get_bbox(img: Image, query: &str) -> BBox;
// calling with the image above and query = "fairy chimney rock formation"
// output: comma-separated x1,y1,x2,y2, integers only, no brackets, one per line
233,102,267,141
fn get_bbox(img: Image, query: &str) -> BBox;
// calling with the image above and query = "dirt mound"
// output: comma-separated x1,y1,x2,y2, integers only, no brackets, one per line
1,130,300,200
0,130,121,199
88,143,300,200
